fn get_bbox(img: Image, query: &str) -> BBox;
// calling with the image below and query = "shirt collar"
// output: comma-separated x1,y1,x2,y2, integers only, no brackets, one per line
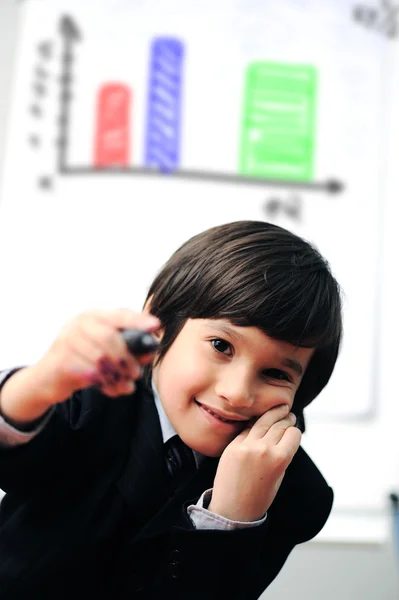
151,378,177,443
151,378,204,467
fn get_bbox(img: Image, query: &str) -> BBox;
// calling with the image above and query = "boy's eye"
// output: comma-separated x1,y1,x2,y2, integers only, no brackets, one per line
211,338,233,356
262,368,292,383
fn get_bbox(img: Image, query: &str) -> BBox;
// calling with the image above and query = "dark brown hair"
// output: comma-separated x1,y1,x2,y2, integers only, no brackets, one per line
144,220,343,424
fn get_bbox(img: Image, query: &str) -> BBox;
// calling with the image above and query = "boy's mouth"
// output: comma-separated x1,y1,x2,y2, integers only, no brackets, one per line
194,399,249,426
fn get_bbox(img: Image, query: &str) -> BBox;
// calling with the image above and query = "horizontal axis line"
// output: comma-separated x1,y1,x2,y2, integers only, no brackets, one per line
59,165,343,193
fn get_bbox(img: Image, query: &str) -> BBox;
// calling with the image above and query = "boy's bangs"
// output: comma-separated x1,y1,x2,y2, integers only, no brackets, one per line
192,263,341,350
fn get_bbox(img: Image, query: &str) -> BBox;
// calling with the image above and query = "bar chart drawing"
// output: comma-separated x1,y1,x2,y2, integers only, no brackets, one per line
240,62,317,181
50,15,342,195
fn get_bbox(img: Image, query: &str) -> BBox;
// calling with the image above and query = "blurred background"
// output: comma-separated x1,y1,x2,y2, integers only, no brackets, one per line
1,0,399,597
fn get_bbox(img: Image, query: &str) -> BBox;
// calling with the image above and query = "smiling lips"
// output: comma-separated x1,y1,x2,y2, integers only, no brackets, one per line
195,399,249,425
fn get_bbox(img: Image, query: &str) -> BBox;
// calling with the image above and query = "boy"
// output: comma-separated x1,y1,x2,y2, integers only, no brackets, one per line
0,220,342,599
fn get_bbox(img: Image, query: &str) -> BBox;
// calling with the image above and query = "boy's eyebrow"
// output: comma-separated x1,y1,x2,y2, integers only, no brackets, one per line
211,323,245,342
280,358,303,377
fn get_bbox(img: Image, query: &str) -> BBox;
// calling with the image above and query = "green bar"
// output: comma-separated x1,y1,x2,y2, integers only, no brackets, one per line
239,62,317,181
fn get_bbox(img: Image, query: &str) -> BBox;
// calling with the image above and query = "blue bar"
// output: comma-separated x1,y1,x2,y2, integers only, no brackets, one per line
144,37,185,173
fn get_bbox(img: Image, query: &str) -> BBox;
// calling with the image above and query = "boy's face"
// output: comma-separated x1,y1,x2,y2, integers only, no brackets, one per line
152,318,314,457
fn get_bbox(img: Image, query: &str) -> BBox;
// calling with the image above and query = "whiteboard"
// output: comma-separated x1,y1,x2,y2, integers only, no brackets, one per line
1,0,398,542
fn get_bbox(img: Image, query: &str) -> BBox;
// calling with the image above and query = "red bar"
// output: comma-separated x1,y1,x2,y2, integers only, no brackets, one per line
94,83,131,167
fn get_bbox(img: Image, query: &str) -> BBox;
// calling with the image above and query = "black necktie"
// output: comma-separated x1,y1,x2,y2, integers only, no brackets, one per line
165,435,196,481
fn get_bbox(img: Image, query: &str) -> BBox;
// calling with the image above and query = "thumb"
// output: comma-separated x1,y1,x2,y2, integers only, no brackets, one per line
230,424,252,446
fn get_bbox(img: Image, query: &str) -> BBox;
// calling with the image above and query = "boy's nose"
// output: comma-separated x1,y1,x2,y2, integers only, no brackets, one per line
215,370,254,409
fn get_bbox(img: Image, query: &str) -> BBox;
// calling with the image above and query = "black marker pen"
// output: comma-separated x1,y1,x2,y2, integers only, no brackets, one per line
121,329,159,356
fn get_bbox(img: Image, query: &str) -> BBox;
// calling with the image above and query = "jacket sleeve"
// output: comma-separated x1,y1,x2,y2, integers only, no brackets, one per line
154,487,333,599
0,380,128,496
119,447,334,599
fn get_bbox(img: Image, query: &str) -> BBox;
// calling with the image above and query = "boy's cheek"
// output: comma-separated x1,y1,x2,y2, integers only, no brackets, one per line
171,360,211,391
257,388,296,415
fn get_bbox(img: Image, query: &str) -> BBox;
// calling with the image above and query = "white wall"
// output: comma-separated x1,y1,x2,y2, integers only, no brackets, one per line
0,1,398,598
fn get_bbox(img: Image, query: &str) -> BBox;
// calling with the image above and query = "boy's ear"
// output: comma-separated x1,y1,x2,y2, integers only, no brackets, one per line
143,295,164,341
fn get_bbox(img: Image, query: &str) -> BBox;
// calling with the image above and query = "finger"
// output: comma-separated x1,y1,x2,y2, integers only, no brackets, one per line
74,322,110,364
274,425,302,466
80,311,160,368
78,320,148,397
78,319,142,379
58,346,102,389
264,413,297,445
226,425,252,447
93,308,161,332
64,338,114,388
246,404,290,441
97,378,136,398
68,333,136,397
275,472,285,488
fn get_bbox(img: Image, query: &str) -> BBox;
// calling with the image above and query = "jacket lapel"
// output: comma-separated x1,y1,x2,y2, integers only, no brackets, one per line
115,380,219,540
132,455,219,542
115,381,170,522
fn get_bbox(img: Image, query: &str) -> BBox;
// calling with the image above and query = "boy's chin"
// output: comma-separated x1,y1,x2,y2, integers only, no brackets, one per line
184,437,231,458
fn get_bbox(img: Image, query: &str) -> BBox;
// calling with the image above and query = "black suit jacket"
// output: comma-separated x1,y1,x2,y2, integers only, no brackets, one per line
0,380,333,600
